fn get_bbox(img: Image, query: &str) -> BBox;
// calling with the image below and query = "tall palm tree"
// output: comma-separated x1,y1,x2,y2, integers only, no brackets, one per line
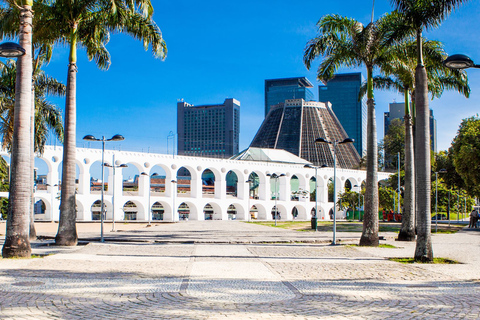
0,57,65,242
361,38,469,241
304,12,403,246
1,0,34,258
391,0,469,261
36,0,166,246
0,1,64,244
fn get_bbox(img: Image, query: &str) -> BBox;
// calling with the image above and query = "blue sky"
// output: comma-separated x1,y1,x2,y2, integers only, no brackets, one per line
28,0,480,158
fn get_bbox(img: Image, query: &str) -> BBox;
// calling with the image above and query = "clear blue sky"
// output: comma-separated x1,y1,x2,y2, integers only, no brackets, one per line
37,0,480,156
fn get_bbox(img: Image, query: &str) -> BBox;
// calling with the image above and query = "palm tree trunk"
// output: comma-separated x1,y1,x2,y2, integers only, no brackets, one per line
360,67,379,246
398,91,415,241
414,30,433,261
55,36,78,246
29,79,36,240
2,4,33,258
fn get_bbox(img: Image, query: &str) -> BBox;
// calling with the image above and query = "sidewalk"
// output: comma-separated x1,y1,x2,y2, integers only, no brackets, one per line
0,221,479,319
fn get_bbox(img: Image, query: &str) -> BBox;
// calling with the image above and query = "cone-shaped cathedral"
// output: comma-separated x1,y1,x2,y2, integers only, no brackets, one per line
250,99,361,168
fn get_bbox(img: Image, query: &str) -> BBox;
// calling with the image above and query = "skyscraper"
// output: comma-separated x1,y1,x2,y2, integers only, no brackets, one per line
177,98,240,158
250,99,360,168
318,73,367,157
384,102,437,152
265,77,314,117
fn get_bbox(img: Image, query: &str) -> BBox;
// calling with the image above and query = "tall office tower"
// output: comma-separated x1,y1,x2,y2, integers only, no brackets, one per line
384,102,437,152
265,77,314,117
318,72,367,157
177,98,240,158
250,99,361,168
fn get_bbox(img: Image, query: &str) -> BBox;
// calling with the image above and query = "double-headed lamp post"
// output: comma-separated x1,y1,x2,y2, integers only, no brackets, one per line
83,134,124,242
266,173,285,226
315,137,354,245
104,157,127,232
304,164,328,231
434,168,447,232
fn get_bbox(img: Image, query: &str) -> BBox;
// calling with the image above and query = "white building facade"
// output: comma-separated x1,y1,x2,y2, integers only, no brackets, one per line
0,146,391,222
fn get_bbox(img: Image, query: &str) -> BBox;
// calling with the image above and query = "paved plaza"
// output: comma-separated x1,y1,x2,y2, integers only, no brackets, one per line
0,221,479,319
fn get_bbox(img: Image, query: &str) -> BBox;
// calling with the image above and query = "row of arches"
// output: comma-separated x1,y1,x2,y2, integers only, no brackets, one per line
32,197,332,222
22,152,367,201
0,146,391,222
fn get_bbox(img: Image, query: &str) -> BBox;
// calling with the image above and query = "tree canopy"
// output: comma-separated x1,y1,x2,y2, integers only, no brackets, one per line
451,116,480,197
381,118,405,170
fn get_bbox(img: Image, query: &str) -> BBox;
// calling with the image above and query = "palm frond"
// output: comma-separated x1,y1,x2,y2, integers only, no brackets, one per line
34,98,64,153
391,0,469,30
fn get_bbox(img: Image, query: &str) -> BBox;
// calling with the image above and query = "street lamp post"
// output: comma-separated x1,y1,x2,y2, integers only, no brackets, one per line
396,152,401,220
448,189,451,227
434,169,447,233
304,164,327,230
315,137,354,245
167,131,176,159
83,134,124,242
266,173,285,226
393,191,396,219
457,191,460,224
104,155,127,232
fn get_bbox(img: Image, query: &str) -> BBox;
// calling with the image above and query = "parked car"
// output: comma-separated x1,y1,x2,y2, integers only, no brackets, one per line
432,214,447,220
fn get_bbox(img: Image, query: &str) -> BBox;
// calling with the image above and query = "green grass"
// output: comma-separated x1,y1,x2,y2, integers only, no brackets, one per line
246,221,463,234
389,257,459,264
347,243,398,248
379,244,397,248
1,254,48,260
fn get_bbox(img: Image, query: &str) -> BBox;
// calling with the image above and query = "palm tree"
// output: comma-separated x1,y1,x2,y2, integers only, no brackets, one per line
37,0,166,246
360,38,469,242
304,12,403,246
0,56,65,241
391,0,469,261
0,59,64,152
0,1,64,245
1,0,34,258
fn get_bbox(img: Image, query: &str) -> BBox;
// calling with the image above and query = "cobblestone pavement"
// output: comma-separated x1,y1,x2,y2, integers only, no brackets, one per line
0,221,479,319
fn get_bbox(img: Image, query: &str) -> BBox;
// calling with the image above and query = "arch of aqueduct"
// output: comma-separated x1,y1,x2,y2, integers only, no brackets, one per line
0,146,391,222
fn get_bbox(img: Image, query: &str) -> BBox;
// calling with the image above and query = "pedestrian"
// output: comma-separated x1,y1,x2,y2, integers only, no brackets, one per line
382,209,386,221
468,210,478,228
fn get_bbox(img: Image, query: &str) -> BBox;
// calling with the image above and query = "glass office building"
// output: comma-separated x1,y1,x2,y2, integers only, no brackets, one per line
384,102,437,152
318,73,367,157
265,77,314,117
177,98,240,158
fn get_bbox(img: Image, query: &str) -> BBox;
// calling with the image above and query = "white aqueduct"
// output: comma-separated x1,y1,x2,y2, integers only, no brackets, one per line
0,146,391,222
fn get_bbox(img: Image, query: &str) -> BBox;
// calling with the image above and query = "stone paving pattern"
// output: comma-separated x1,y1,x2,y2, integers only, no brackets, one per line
0,221,479,319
